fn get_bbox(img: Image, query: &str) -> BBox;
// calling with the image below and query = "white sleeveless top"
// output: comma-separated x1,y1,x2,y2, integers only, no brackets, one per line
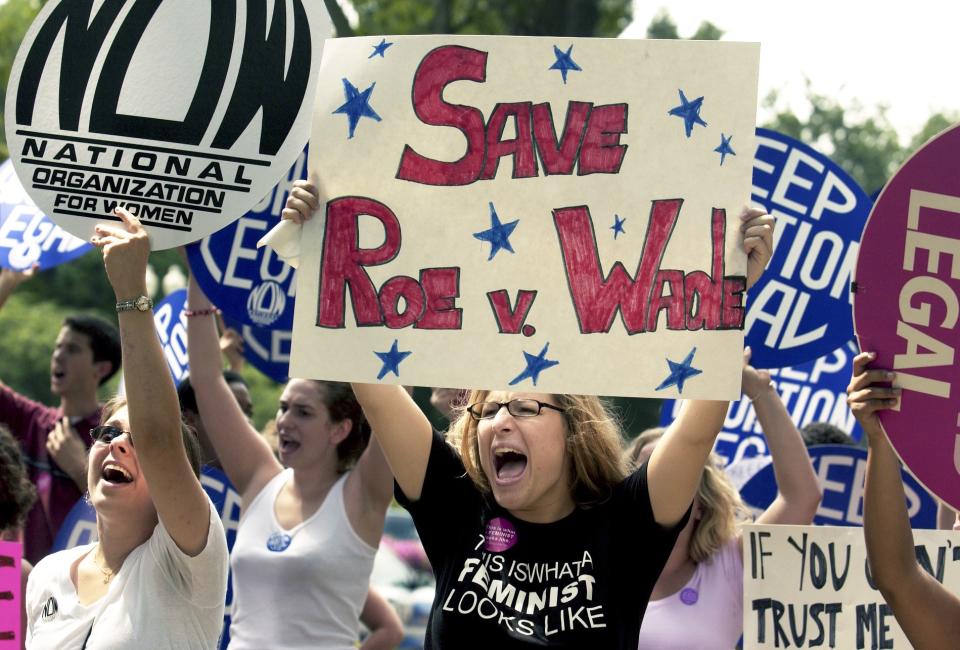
228,469,378,650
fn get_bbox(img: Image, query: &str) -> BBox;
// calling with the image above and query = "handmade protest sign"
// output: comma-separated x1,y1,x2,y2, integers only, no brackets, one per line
739,445,937,528
0,541,22,649
0,159,90,270
746,129,871,369
853,124,960,511
291,36,760,398
187,147,305,330
661,341,862,466
4,1,329,250
222,314,291,383
744,524,960,649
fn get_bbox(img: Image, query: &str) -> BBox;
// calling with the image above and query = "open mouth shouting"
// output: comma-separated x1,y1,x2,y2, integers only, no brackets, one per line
492,446,528,485
100,461,134,486
278,434,301,456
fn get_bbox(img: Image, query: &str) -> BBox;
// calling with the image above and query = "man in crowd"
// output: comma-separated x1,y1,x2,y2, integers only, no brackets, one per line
0,267,121,563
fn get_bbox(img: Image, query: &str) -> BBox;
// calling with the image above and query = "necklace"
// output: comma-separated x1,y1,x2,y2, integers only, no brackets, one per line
92,550,115,584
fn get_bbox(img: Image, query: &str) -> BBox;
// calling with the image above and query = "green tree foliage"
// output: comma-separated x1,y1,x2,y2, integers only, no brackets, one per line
645,9,723,41
0,0,47,160
763,88,958,195
342,0,631,37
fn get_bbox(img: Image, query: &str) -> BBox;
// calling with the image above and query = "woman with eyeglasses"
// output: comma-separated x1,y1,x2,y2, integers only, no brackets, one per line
25,208,229,649
283,181,775,649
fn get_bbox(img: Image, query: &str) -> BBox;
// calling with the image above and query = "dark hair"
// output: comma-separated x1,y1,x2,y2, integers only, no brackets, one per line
311,381,370,473
0,424,37,533
101,397,203,478
801,421,856,447
177,370,249,414
63,314,121,385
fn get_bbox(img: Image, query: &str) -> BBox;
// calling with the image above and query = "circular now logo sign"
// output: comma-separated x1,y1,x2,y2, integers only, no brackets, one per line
747,129,871,369
4,1,330,250
853,123,960,511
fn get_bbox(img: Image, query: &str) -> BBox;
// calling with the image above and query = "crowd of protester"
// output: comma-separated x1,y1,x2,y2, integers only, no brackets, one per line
0,192,955,650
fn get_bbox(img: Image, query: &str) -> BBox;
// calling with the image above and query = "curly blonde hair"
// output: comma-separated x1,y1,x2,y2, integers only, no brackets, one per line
625,427,752,563
448,391,628,507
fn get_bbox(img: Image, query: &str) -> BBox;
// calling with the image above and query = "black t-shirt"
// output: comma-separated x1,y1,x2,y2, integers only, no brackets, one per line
397,431,689,649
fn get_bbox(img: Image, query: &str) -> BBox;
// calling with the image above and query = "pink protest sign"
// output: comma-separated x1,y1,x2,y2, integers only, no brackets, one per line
0,540,23,648
853,123,960,510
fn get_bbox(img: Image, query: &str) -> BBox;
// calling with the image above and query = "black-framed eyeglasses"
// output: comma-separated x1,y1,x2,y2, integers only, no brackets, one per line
90,425,133,446
467,399,566,421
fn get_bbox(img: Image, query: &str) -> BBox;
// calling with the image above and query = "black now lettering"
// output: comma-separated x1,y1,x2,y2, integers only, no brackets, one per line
211,0,312,155
90,0,236,144
15,0,125,129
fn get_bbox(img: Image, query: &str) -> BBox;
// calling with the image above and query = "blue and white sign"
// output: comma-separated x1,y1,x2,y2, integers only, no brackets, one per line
0,159,90,270
187,147,305,330
661,341,863,467
200,466,242,649
154,288,189,386
223,314,290,383
745,129,871,368
737,444,938,528
51,498,96,552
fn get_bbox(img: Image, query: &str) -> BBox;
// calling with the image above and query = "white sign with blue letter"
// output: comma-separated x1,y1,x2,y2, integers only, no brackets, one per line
661,342,863,467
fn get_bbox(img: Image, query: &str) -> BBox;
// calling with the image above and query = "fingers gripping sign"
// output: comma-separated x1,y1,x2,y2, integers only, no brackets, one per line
281,180,320,225
90,208,152,299
741,207,775,291
846,351,901,439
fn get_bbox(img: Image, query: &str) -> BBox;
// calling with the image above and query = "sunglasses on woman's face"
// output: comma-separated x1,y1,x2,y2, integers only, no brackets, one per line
90,425,133,447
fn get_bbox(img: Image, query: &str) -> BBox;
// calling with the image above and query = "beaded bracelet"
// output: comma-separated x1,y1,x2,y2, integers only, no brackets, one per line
184,307,220,318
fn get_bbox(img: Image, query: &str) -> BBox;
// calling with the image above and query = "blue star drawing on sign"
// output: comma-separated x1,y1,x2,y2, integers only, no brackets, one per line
509,342,560,387
374,339,412,380
473,202,519,261
549,44,582,84
610,214,626,239
332,78,382,139
369,38,393,58
668,89,708,138
655,347,704,393
714,133,736,165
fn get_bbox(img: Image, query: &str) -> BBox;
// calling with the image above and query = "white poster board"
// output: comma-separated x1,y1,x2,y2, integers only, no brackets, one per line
744,524,960,648
292,36,759,398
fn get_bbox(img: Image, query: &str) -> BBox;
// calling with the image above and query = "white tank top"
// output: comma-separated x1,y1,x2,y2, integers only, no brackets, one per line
228,469,378,650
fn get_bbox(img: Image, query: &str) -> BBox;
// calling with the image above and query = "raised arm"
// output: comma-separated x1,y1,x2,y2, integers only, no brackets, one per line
851,351,960,647
0,265,35,313
746,348,821,528
351,383,433,501
281,179,434,501
186,275,281,504
91,208,209,555
648,207,774,527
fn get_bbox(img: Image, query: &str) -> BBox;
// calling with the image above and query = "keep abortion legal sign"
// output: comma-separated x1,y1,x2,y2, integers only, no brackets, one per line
853,123,960,511
4,0,330,249
291,36,760,399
